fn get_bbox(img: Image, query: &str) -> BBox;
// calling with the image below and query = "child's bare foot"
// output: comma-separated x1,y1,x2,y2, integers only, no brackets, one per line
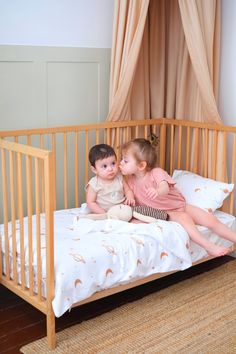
206,244,230,257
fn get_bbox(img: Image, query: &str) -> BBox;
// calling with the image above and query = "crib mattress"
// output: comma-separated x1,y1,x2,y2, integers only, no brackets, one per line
1,208,235,317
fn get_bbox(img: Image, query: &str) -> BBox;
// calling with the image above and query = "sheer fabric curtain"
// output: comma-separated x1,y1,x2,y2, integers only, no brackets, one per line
177,0,223,177
178,0,221,123
107,0,222,124
107,0,150,121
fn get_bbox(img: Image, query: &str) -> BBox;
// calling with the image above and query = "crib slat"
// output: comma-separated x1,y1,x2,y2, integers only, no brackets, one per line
106,128,111,145
85,131,89,186
177,126,182,169
169,125,174,175
186,127,190,171
221,132,227,182
40,135,45,212
96,129,100,144
152,124,157,137
1,148,10,279
63,133,68,209
26,154,34,295
212,130,218,179
204,129,209,177
17,152,26,290
115,128,120,161
35,158,42,300
74,133,79,208
159,124,166,169
193,128,199,173
52,134,57,210
44,152,55,349
144,125,148,139
9,150,17,284
14,137,19,220
125,127,130,142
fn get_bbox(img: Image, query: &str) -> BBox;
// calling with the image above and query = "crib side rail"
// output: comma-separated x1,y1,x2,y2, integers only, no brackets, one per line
0,119,163,211
0,118,235,215
0,138,54,313
161,119,236,215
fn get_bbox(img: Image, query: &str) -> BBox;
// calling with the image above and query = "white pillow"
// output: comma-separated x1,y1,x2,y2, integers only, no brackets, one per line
172,170,234,212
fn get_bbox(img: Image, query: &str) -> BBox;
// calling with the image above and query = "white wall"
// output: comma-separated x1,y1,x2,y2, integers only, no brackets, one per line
0,0,114,48
219,0,236,125
219,0,236,226
0,0,235,126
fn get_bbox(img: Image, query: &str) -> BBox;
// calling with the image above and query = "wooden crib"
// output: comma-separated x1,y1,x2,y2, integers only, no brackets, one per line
0,118,235,349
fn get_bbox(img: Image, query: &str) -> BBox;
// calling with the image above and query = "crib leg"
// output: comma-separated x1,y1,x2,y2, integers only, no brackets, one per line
47,311,56,349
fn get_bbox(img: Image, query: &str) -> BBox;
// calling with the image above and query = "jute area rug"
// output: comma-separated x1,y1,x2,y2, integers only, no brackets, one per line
21,260,236,354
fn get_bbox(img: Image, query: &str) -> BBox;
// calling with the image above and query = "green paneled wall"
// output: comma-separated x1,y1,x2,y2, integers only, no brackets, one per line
0,45,111,130
0,45,111,218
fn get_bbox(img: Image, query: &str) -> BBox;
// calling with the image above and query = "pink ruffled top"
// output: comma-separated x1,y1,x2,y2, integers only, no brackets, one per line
127,168,186,212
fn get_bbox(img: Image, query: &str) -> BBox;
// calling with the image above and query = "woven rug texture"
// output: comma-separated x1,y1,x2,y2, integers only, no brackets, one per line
21,260,236,354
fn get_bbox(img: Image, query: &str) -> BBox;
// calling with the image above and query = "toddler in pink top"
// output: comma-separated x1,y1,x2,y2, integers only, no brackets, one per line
120,138,236,257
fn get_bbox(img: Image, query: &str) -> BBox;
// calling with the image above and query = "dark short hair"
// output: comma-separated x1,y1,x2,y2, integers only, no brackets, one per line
89,144,117,167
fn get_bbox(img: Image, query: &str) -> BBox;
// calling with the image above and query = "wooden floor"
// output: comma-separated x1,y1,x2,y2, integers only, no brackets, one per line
0,256,233,354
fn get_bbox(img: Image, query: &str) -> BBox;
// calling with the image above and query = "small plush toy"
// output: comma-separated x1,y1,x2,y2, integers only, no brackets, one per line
77,204,168,223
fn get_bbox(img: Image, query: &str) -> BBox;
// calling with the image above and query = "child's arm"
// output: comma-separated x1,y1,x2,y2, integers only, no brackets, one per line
145,180,169,200
123,179,136,206
157,180,170,196
86,185,106,214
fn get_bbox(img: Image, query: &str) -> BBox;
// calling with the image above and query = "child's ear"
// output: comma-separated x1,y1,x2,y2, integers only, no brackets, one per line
138,161,147,171
91,166,97,174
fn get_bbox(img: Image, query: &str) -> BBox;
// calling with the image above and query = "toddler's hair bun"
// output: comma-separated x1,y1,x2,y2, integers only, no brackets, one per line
149,133,159,147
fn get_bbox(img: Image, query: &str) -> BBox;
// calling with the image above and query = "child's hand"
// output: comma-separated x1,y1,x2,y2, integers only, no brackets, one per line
124,190,136,206
145,186,158,200
124,196,136,206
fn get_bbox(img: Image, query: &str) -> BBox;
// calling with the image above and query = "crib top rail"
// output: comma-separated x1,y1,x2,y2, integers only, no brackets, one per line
0,137,50,157
1,118,236,137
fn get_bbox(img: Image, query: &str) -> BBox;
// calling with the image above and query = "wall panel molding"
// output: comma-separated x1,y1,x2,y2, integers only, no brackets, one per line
0,45,111,131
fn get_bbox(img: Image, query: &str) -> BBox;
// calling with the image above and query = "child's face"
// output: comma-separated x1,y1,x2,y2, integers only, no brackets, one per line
92,155,118,181
119,151,139,175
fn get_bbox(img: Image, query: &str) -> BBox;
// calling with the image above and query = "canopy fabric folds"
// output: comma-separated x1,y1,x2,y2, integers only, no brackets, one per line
107,0,222,125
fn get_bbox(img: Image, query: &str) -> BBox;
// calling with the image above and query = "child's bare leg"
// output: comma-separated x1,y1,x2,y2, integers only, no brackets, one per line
168,211,230,257
186,204,236,243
